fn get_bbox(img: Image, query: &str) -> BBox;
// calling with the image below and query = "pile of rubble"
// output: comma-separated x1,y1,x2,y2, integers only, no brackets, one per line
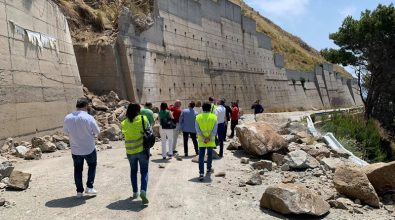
0,88,130,162
233,121,395,217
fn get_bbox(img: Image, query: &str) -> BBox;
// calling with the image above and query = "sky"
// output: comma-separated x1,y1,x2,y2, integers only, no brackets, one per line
244,0,394,51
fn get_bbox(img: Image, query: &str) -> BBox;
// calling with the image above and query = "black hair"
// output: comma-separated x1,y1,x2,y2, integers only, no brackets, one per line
145,102,153,107
126,103,141,121
208,97,214,102
202,102,211,112
160,102,168,111
189,101,196,108
219,99,225,105
76,97,89,109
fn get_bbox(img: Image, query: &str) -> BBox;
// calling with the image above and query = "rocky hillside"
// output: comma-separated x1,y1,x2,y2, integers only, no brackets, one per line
230,0,350,78
54,0,153,44
54,0,350,78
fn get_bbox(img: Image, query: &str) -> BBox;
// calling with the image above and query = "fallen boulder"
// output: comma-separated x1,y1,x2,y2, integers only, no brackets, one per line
260,183,330,216
320,157,346,171
271,153,285,165
0,138,14,153
7,170,31,190
301,143,330,160
32,137,56,153
236,122,286,156
246,172,262,185
98,124,122,141
24,148,42,160
92,97,109,111
0,158,14,180
333,165,380,208
227,139,241,150
284,150,319,169
55,141,68,150
15,146,29,158
328,197,354,210
52,134,69,144
363,161,395,195
251,160,274,171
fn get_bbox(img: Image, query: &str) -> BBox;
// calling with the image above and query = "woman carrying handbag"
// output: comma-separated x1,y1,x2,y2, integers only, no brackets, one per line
159,102,176,159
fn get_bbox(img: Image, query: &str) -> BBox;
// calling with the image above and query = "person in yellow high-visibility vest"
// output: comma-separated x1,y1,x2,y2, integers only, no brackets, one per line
195,102,218,181
121,103,150,205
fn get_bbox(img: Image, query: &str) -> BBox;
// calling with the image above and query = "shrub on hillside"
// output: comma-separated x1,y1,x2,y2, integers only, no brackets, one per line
321,113,392,162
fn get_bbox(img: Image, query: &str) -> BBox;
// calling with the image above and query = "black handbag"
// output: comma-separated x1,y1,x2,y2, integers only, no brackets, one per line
160,111,176,129
141,116,155,149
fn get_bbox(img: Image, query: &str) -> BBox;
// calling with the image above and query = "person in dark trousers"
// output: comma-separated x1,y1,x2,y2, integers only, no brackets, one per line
229,102,239,138
214,99,226,157
121,103,150,205
179,101,199,156
224,101,232,141
251,100,264,121
196,102,218,181
64,98,100,198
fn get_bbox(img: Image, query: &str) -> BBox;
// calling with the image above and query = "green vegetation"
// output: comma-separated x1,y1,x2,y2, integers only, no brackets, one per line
321,3,395,134
320,112,392,162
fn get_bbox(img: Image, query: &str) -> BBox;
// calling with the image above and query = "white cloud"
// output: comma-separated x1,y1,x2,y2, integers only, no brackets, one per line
339,6,357,18
247,0,310,17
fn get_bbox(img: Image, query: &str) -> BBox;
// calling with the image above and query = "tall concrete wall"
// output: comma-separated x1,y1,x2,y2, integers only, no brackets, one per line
76,0,360,111
0,0,82,143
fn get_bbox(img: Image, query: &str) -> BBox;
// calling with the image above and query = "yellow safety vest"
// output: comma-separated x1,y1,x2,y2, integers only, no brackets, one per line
196,113,217,148
121,115,149,155
210,104,217,113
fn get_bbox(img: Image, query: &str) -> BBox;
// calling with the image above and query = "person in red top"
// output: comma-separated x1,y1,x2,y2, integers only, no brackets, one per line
229,102,239,138
169,100,182,154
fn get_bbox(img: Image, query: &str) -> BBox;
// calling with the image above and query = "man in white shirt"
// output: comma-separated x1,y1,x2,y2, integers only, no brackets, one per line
64,98,100,198
214,99,226,157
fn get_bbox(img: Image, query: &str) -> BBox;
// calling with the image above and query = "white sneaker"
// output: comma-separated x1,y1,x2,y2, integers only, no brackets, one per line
85,188,97,196
76,192,83,198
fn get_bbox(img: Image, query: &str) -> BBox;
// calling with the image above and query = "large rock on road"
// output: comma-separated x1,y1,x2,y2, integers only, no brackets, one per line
334,165,380,208
7,170,31,190
260,183,330,216
0,157,14,180
284,150,319,169
236,122,286,156
363,161,395,195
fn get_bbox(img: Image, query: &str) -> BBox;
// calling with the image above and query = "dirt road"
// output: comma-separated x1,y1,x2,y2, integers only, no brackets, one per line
1,112,389,220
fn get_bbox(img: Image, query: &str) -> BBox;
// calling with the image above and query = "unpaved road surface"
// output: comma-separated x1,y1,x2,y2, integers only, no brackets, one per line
1,112,391,220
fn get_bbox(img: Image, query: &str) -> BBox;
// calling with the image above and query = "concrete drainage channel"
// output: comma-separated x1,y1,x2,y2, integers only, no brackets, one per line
307,107,368,167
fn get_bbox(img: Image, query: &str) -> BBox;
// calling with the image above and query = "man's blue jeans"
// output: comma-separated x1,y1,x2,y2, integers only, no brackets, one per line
199,147,213,174
217,123,225,157
127,151,149,193
72,149,97,193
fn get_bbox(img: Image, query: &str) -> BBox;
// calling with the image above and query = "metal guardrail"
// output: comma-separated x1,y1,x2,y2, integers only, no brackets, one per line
306,111,369,167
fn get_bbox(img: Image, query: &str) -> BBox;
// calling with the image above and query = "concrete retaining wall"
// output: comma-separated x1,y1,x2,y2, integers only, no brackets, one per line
75,0,360,111
0,0,82,143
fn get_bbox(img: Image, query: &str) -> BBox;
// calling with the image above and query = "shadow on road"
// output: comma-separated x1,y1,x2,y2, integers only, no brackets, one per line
260,207,328,220
188,173,212,183
45,196,95,208
106,198,147,212
150,158,171,163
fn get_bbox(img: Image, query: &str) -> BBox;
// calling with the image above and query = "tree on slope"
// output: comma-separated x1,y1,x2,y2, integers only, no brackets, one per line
321,4,395,132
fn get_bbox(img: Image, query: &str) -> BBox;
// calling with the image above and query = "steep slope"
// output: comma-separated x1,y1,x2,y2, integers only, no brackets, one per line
54,0,350,78
230,0,351,78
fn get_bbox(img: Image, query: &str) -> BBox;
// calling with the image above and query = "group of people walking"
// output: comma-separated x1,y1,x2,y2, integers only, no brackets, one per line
63,97,241,205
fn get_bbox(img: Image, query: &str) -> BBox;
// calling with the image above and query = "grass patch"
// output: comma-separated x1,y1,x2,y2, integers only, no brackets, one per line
320,112,392,162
